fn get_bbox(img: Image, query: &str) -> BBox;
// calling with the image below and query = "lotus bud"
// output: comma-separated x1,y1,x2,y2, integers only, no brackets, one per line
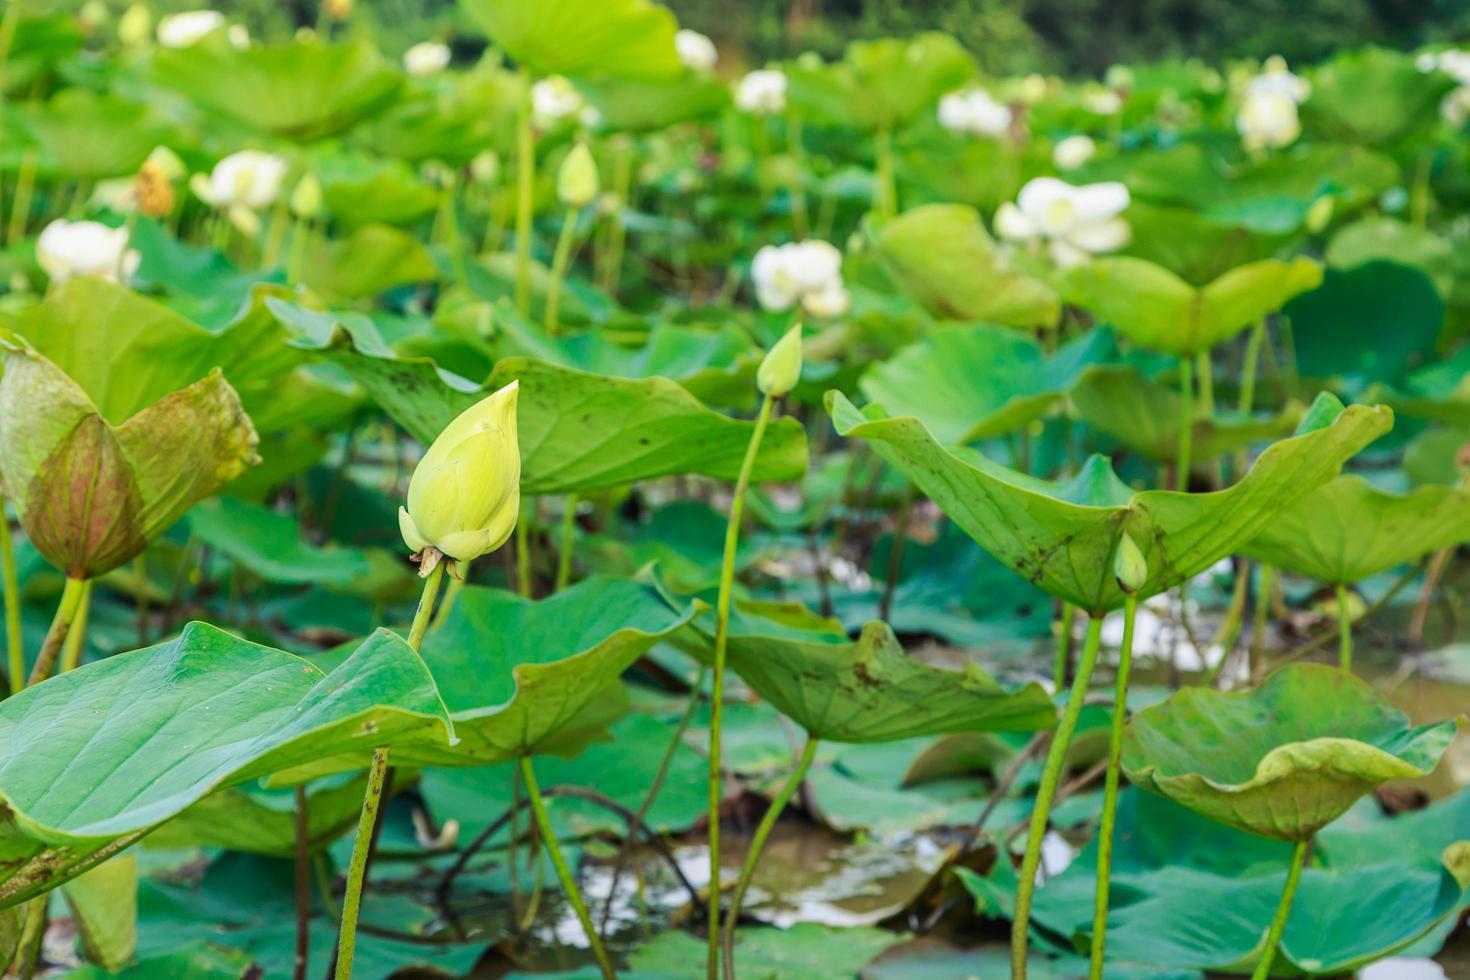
557,143,600,209
399,381,521,574
118,3,152,46
470,150,500,184
757,325,803,398
1304,195,1334,234
290,174,323,220
1113,532,1147,594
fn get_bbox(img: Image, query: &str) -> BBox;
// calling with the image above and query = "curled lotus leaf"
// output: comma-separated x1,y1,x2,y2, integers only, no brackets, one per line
1122,664,1463,841
828,389,1391,614
0,341,259,578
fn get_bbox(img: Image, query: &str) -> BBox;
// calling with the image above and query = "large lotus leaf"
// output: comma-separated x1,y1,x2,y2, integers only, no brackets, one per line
352,63,522,164
458,0,682,80
1304,46,1457,147
151,33,401,141
62,854,137,971
1070,364,1302,465
577,71,728,132
1326,216,1455,299
827,390,1391,614
1241,475,1470,584
1365,344,1470,428
21,89,167,180
678,618,1055,741
144,774,367,857
186,495,377,588
0,624,453,906
2,15,82,98
786,33,975,132
630,923,902,979
304,224,438,301
1063,256,1322,356
314,151,440,229
1122,664,1461,841
896,134,1041,215
872,204,1061,329
1286,262,1446,389
1121,201,1290,286
858,324,1112,445
392,578,700,765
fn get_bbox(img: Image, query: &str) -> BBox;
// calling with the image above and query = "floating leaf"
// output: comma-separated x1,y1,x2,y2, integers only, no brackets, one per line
457,0,682,80
629,923,902,978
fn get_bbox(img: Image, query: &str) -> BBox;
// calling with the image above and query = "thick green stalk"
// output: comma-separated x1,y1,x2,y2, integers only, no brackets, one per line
27,576,87,687
544,206,580,336
2,498,22,695
1052,602,1073,693
555,494,577,592
722,737,819,980
6,149,36,248
58,579,92,674
515,69,535,316
1251,839,1310,980
1011,616,1104,979
1176,354,1194,491
707,393,776,980
1088,595,1137,978
598,141,633,297
520,756,617,980
1336,581,1352,673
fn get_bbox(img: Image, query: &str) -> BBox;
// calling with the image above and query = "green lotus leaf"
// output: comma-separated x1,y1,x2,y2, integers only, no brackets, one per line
1241,475,1470,584
313,151,440,229
1304,46,1457,147
786,33,975,132
872,204,1061,330
1122,664,1462,841
1364,344,1470,428
1070,364,1303,465
0,624,453,906
391,577,701,765
144,774,368,857
0,342,259,578
458,0,682,81
21,89,167,179
2,14,82,98
858,324,1111,445
304,224,438,301
151,33,402,141
895,135,1041,215
1121,201,1290,286
827,389,1391,613
1327,216,1455,299
61,855,137,972
352,63,522,164
631,923,902,978
186,495,380,588
577,71,729,132
1063,255,1322,356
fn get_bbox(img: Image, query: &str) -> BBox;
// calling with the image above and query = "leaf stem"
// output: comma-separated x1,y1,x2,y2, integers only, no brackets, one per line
1251,838,1310,980
545,206,580,336
873,126,897,218
1052,602,1073,693
516,498,534,598
555,495,577,592
27,576,87,687
1011,615,1104,979
515,68,535,316
1336,581,1352,673
708,393,775,980
1176,354,1193,491
333,746,390,980
1089,594,1136,978
58,579,92,674
1249,563,1275,683
722,736,819,980
2,498,22,694
294,784,310,980
520,756,617,980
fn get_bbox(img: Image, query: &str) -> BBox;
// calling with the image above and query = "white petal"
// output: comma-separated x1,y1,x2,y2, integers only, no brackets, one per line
1070,182,1130,224
1065,217,1130,255
993,202,1036,242
1016,177,1074,225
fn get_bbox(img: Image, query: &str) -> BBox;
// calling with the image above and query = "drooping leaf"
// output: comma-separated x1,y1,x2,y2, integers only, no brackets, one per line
457,0,682,80
313,150,441,229
828,390,1391,613
1365,344,1470,428
1121,201,1290,286
1122,664,1461,841
1326,216,1455,299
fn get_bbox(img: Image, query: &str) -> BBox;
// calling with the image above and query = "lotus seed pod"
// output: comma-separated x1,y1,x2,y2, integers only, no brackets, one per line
757,325,804,398
557,143,600,209
1113,532,1148,594
399,381,521,567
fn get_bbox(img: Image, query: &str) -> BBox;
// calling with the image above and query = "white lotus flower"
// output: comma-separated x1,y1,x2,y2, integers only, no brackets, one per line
403,41,451,77
1421,49,1470,86
1443,86,1470,126
937,88,1012,138
751,240,849,318
227,24,249,48
1052,134,1096,171
36,220,140,286
1236,90,1300,150
1246,55,1310,104
735,69,787,115
197,150,288,210
675,29,717,72
1084,89,1123,115
994,177,1130,267
531,76,585,128
156,10,223,47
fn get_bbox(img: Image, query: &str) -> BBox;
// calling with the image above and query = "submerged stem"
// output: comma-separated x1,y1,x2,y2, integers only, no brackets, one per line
1251,838,1310,980
708,393,776,980
1336,581,1352,673
1088,595,1137,978
1011,615,1104,979
520,756,617,980
2,498,22,694
27,576,87,687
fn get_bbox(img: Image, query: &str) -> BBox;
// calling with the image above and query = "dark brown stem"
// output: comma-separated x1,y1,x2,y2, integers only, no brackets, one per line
294,785,310,980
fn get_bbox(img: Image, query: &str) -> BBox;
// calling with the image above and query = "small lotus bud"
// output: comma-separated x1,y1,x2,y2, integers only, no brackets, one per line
757,325,803,398
399,381,521,570
290,174,323,219
118,3,152,46
470,150,500,184
557,143,600,209
1304,195,1334,233
1113,532,1147,594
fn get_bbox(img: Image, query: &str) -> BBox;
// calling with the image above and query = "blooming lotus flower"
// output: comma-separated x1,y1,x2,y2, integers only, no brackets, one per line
1237,90,1300,150
195,150,288,211
1246,55,1310,103
399,382,521,569
994,177,1130,267
403,41,451,77
751,240,850,318
735,69,787,115
531,76,585,128
156,9,223,47
1052,134,1096,171
675,29,717,72
35,220,140,286
937,88,1012,138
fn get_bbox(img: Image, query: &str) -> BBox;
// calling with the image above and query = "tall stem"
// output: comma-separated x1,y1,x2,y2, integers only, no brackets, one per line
516,498,533,598
874,127,896,217
2,498,22,694
598,141,633,297
555,494,577,592
27,576,86,687
515,68,536,316
721,737,819,980
293,784,310,980
1088,595,1136,978
57,579,92,674
1176,354,1194,491
520,756,617,980
1052,602,1073,693
1336,581,1352,673
1250,564,1275,683
1251,838,1310,980
707,393,776,980
544,206,580,335
334,562,443,979
1011,615,1104,979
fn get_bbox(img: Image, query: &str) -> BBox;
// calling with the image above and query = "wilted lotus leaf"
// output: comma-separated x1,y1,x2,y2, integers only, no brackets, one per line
1122,664,1462,841
1063,255,1322,355
459,0,682,81
1242,475,1470,584
152,33,401,141
828,390,1390,613
872,204,1060,330
787,33,975,132
0,341,258,578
